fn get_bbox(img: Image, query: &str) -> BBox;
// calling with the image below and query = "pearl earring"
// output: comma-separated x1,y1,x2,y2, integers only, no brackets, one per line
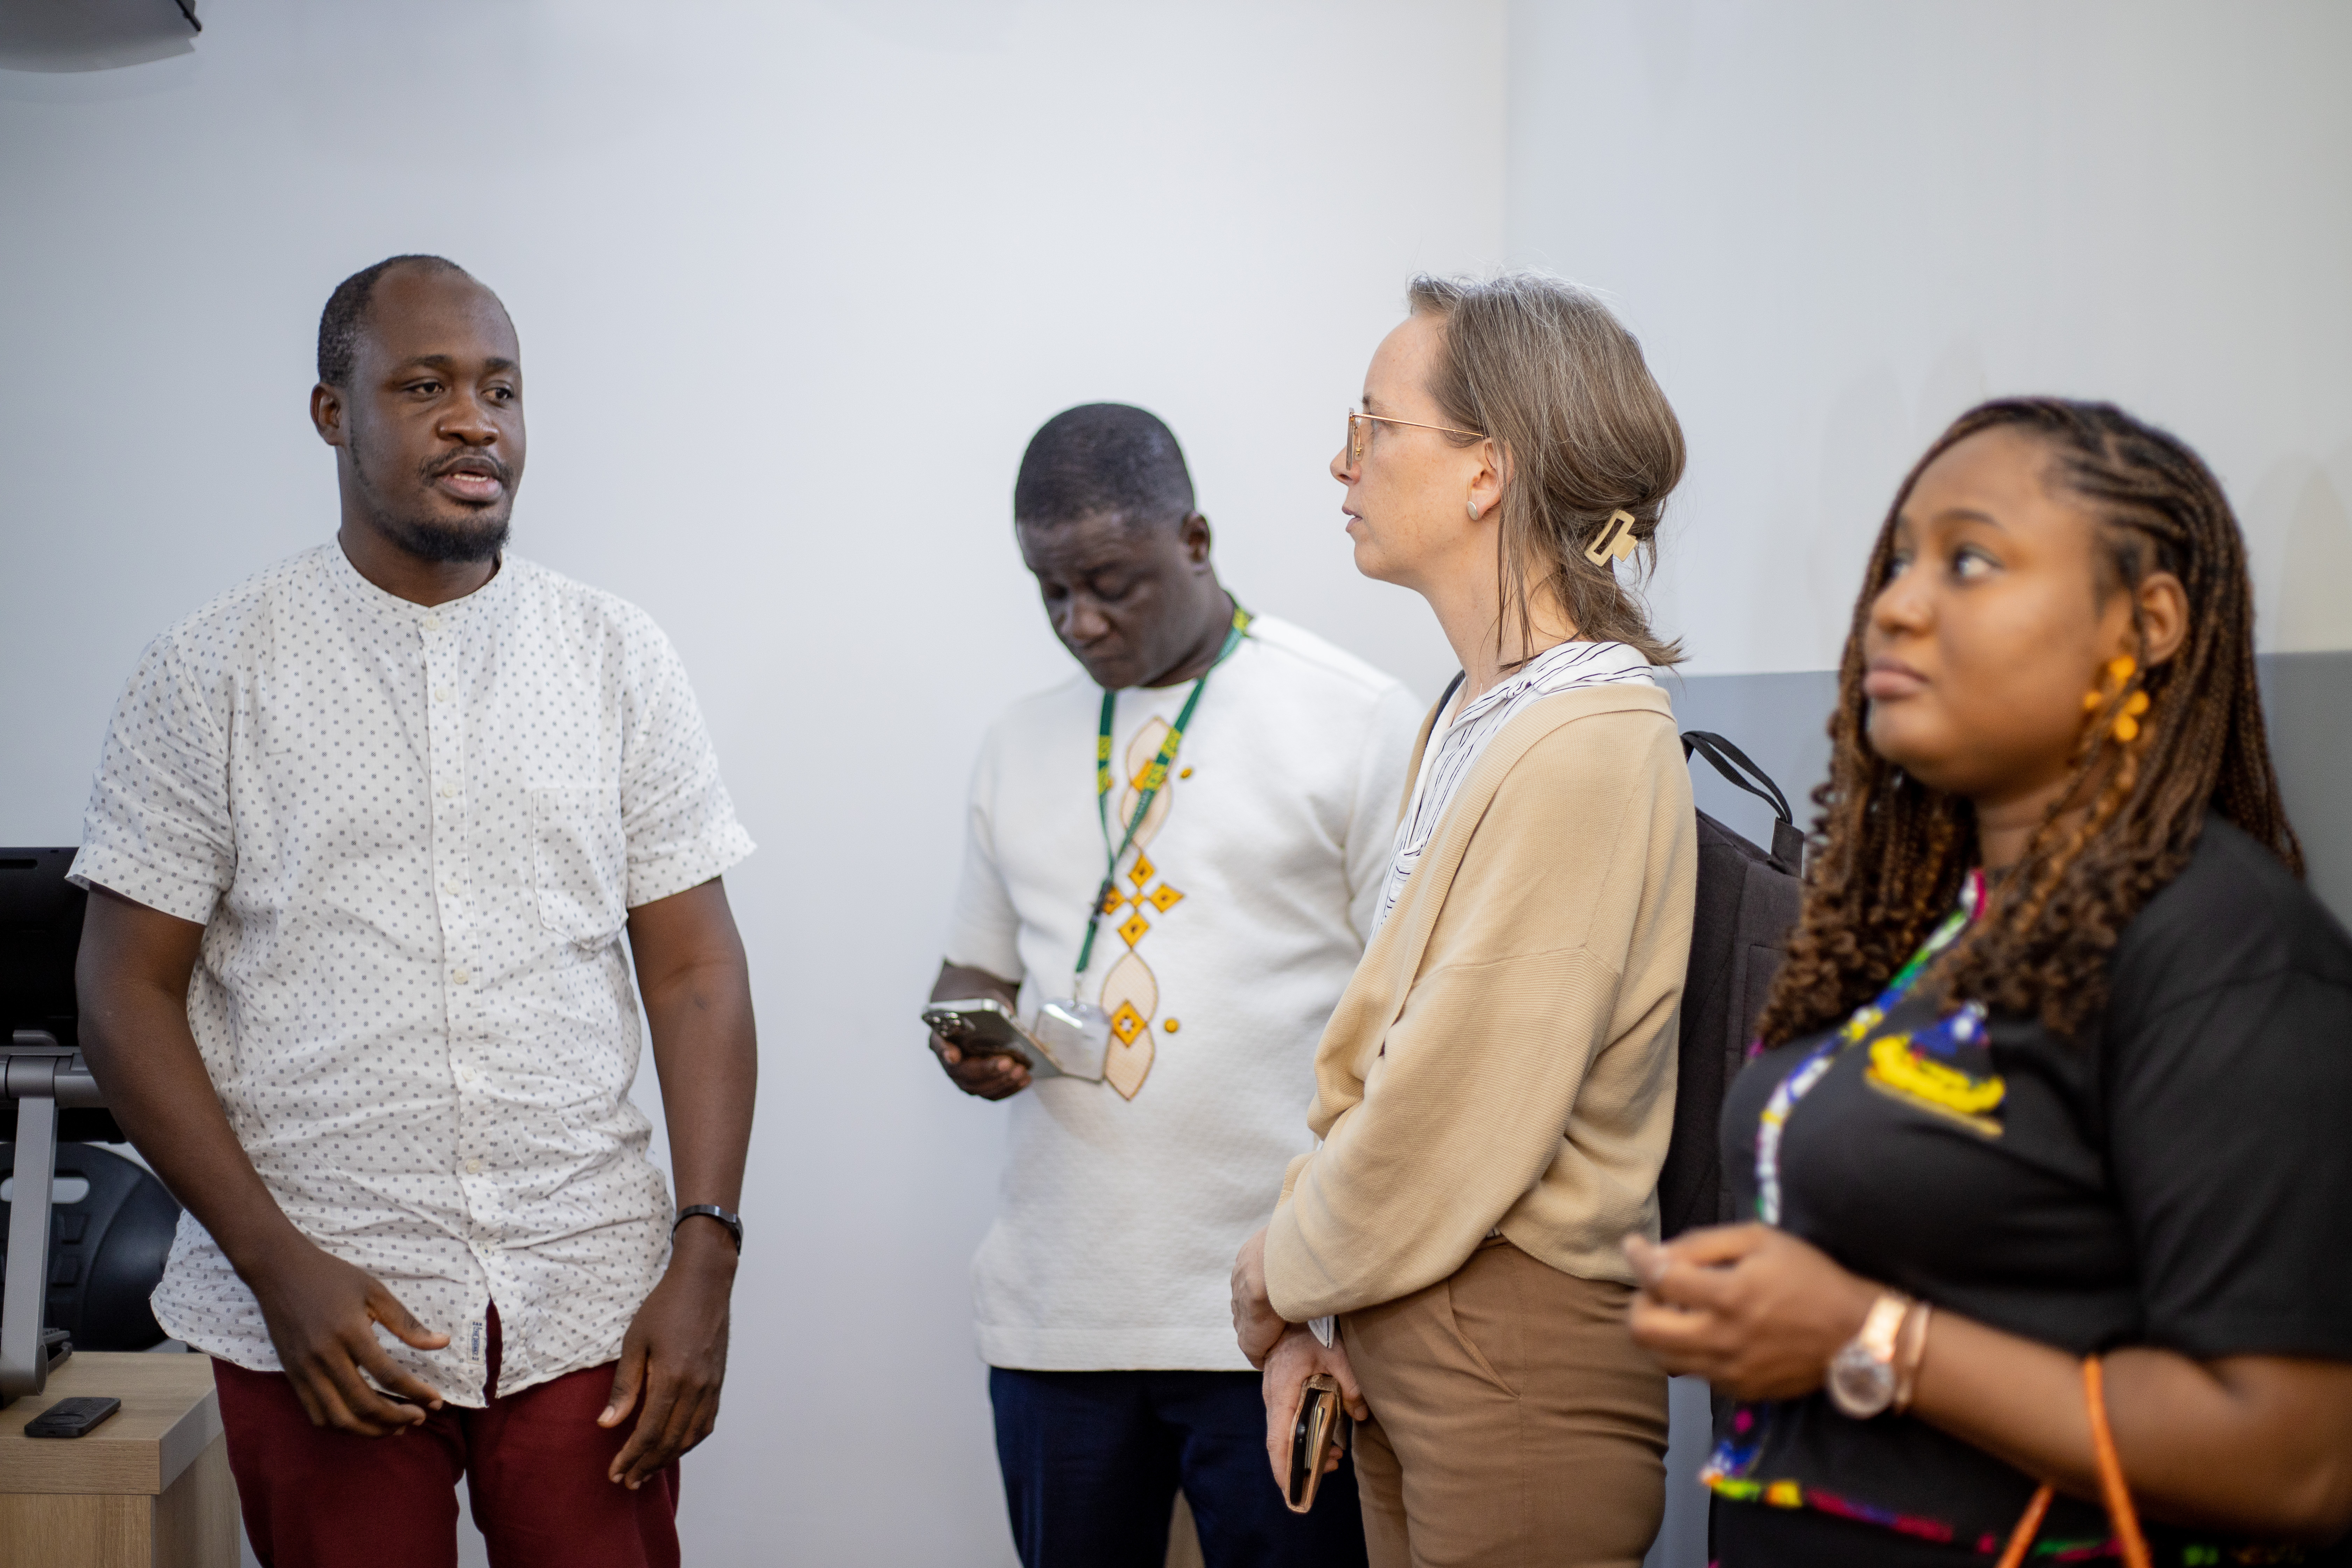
1467,499,1481,520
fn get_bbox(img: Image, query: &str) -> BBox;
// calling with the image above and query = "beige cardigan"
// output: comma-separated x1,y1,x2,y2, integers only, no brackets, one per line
1262,683,1696,1322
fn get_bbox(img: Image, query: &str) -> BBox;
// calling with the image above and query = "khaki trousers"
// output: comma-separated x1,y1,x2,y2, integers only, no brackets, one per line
1342,1238,1667,1568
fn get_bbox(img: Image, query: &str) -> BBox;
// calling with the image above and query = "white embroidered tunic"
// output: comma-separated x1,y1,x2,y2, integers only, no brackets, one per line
944,615,1422,1370
1372,638,1656,933
70,544,755,1405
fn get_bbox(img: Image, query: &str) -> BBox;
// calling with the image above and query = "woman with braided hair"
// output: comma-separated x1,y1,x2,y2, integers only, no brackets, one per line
1627,398,2352,1565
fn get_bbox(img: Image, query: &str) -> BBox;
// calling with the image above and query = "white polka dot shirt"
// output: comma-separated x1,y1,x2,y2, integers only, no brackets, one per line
69,543,755,1405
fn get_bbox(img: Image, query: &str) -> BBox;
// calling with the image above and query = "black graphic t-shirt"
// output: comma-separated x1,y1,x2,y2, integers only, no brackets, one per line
1711,817,2352,1563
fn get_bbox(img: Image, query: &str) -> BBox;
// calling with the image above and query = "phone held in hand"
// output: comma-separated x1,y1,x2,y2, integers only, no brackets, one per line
25,1396,122,1439
922,997,1110,1083
1286,1373,1350,1513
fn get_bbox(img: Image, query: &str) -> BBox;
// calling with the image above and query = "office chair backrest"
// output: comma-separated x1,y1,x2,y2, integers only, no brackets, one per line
0,1143,179,1351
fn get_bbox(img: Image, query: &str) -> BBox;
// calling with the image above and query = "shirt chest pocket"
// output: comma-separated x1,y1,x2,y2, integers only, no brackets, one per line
530,785,627,947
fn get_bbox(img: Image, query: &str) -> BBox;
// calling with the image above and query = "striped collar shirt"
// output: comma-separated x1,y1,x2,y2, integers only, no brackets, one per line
70,544,754,1404
1372,639,1654,932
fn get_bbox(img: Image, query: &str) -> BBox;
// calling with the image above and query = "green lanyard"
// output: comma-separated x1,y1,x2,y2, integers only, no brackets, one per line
1073,606,1252,980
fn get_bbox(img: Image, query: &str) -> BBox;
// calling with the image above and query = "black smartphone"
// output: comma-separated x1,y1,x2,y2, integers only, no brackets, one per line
25,1396,122,1439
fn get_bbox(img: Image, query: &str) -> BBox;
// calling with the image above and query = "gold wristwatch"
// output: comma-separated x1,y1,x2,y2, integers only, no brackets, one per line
1826,1290,1913,1418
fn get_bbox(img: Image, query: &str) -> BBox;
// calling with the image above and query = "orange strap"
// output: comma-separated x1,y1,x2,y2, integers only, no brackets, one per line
1993,1484,2053,1568
1991,1357,2150,1568
2085,1358,2153,1568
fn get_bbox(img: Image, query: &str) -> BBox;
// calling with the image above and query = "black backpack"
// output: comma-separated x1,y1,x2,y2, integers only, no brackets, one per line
1658,732,1805,1237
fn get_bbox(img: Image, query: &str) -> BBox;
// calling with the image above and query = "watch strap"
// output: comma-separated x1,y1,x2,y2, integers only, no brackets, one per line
674,1204,743,1254
1891,1300,1933,1413
1855,1291,1909,1362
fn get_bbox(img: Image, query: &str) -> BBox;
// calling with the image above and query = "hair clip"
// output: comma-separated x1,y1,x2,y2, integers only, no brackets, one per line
1584,509,1639,567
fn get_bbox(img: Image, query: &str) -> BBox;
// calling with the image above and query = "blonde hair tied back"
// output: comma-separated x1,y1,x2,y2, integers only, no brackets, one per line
1407,271,1687,669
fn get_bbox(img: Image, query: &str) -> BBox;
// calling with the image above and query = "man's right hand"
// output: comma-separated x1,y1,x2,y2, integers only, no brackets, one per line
930,1031,1033,1100
926,960,1031,1100
246,1238,452,1436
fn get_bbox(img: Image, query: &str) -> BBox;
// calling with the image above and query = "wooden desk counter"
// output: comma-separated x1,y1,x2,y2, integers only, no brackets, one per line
0,1352,236,1568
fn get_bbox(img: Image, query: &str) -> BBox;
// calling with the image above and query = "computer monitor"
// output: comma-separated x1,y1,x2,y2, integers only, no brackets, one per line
0,850,118,1144
1,850,83,1042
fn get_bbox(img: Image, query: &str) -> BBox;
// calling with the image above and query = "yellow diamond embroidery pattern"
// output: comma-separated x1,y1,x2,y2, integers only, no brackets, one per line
1096,715,1208,1101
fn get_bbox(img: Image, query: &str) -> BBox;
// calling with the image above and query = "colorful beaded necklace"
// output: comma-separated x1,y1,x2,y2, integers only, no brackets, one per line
1753,868,1989,1226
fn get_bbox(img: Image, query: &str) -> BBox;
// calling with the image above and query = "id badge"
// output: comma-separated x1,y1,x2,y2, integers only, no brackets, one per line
1034,997,1112,1082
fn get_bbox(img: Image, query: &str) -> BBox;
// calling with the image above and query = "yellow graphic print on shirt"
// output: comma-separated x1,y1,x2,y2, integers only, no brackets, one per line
1095,717,1188,1100
1860,1002,2006,1139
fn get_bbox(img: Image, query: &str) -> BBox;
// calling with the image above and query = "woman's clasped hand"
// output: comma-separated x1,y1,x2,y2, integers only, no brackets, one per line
1233,1225,1370,1491
1623,1226,1882,1403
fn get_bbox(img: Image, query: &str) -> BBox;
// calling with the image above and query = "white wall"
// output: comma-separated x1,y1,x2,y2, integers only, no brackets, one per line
1508,0,2352,674
0,4,1504,1561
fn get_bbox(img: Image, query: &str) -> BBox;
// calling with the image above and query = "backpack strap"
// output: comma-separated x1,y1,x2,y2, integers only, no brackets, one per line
1681,730,1806,873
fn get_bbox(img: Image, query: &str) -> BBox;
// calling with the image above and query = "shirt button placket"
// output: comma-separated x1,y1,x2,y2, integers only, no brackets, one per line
425,610,478,1213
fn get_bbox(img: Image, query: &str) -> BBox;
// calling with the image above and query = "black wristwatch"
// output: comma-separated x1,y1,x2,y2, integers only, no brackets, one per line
673,1204,744,1255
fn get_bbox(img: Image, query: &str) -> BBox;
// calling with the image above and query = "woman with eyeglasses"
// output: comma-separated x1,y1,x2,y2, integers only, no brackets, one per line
1228,272,1697,1564
1626,400,2352,1566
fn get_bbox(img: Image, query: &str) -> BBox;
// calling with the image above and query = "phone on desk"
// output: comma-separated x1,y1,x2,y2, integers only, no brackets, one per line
923,998,1064,1080
1286,1374,1351,1513
26,1396,121,1439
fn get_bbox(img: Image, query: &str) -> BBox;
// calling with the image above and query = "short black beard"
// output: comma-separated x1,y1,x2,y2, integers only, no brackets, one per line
349,428,513,565
377,509,510,564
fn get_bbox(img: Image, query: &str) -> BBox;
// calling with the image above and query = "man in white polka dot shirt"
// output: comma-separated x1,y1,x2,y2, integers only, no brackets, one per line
70,255,757,1568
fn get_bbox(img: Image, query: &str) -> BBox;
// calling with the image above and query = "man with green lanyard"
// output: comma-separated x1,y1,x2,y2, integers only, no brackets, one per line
927,404,1419,1568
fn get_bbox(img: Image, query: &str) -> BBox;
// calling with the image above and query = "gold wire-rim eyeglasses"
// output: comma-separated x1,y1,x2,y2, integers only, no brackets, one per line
1345,410,1486,469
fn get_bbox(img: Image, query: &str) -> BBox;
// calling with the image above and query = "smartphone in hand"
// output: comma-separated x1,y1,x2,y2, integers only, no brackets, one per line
1285,1374,1350,1513
923,998,1062,1078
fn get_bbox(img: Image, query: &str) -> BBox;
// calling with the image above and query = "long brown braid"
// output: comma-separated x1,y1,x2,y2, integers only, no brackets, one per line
1754,398,2303,1047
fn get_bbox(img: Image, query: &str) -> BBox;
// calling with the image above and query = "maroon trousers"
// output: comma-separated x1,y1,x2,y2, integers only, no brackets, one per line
212,1309,680,1568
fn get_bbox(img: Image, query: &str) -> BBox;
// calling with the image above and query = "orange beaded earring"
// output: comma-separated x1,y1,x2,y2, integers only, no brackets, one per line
2084,656,2152,743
